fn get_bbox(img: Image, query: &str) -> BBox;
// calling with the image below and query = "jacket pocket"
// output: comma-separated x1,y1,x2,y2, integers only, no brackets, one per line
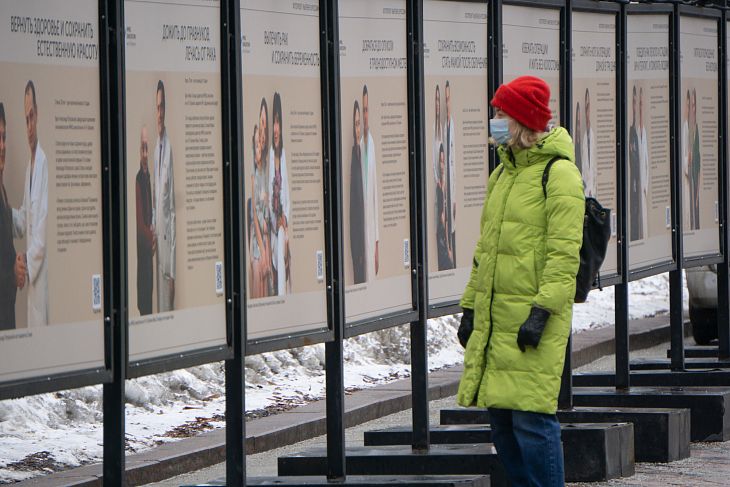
474,253,489,292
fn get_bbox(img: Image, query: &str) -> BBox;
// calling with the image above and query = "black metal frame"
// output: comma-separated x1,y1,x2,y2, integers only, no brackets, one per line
323,0,347,479
719,1,730,360
503,0,564,9
0,0,116,401
678,4,724,269
124,0,234,379
488,0,502,176
561,0,624,401
223,0,245,484
407,0,429,452
669,2,685,372
345,309,419,338
428,302,461,319
624,4,677,281
103,0,127,484
247,328,333,356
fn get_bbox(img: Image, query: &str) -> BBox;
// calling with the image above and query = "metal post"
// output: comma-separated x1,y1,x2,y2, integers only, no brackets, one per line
558,0,574,409
407,0,429,452
322,0,346,480
614,0,630,391
488,0,503,172
670,4,686,372
102,0,127,485
224,0,246,484
717,3,730,360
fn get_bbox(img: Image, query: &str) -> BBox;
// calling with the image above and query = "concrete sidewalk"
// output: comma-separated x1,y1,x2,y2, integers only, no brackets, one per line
15,314,683,487
155,340,730,487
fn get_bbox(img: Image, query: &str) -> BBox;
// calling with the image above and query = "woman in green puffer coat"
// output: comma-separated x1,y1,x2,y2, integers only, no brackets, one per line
457,76,585,487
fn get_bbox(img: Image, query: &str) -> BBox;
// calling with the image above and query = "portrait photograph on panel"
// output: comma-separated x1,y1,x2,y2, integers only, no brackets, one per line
0,0,105,384
339,0,413,324
680,15,719,260
626,14,673,271
241,0,328,342
125,0,228,363
571,10,619,277
423,0,489,307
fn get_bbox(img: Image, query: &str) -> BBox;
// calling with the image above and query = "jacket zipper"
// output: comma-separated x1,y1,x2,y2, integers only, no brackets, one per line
485,148,516,357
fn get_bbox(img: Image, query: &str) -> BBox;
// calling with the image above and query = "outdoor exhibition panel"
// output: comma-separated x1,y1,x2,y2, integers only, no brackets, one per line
626,7,674,276
679,7,722,266
241,0,331,353
0,0,111,399
423,0,489,314
124,0,232,376
339,0,417,334
502,1,563,129
571,1,620,282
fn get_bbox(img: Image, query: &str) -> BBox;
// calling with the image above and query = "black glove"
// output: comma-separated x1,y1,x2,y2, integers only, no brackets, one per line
517,306,550,352
457,308,474,348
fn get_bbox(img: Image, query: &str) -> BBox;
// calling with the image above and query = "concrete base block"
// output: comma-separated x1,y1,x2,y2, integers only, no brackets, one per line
363,422,634,482
187,475,491,487
277,445,509,487
571,387,730,442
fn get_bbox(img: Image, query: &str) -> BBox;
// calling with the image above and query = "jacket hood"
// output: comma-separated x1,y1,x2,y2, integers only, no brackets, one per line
498,126,575,169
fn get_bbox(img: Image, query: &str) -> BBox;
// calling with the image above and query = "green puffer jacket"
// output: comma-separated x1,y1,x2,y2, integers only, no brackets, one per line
457,127,584,414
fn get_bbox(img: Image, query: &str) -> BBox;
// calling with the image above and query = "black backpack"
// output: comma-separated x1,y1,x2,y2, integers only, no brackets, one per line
541,157,611,303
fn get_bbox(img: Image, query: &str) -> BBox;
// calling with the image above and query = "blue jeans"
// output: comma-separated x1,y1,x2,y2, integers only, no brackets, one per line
489,408,564,487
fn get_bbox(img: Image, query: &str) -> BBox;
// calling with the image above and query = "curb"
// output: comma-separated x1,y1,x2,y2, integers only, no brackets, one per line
14,314,684,486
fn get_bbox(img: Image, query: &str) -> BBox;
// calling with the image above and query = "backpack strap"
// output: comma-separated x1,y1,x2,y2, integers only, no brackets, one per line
541,155,566,199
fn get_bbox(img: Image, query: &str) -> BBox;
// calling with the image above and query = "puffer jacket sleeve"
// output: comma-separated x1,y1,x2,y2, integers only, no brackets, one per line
460,163,503,310
532,160,584,315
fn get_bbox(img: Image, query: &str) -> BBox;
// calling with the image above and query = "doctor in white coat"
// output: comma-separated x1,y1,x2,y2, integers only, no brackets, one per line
153,80,176,312
361,85,379,281
581,88,597,198
639,87,650,236
444,81,456,257
13,80,48,327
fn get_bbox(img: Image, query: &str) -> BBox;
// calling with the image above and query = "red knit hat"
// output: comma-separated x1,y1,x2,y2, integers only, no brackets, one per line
491,76,552,132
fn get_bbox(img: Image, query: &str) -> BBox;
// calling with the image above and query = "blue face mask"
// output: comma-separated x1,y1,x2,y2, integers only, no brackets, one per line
489,118,511,145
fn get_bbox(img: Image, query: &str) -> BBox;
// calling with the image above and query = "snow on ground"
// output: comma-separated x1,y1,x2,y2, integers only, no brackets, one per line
0,274,677,483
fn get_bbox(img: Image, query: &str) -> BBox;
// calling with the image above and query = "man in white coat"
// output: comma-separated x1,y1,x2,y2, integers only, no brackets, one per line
581,88,597,198
153,80,176,312
13,80,48,327
681,90,691,230
444,81,456,260
639,87,650,236
361,85,379,281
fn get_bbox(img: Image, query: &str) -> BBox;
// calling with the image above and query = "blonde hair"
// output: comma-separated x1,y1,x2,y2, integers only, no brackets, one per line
489,115,545,150
508,118,544,150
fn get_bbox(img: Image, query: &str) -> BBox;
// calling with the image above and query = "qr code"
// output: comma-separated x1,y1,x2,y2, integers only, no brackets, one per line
92,274,102,312
215,261,224,295
403,239,410,267
316,250,324,281
665,206,671,229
